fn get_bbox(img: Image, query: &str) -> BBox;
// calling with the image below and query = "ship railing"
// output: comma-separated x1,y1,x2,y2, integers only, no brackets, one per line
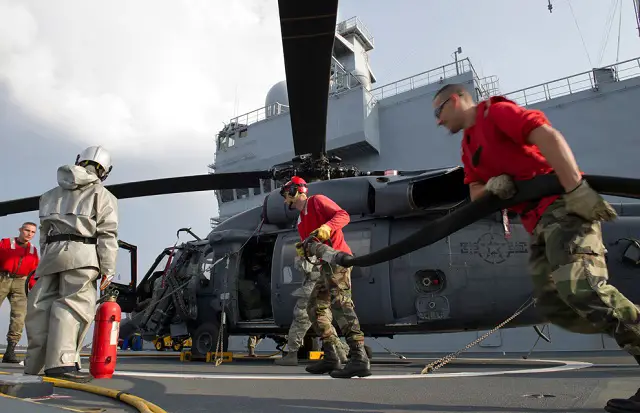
336,16,374,48
228,102,290,128
227,60,366,129
370,58,474,100
504,57,640,106
330,57,366,95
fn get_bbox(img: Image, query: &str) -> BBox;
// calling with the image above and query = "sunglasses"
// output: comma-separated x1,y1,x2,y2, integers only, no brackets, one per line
433,96,452,119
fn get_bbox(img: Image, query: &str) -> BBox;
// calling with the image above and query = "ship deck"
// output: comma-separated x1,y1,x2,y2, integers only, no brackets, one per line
1,350,638,412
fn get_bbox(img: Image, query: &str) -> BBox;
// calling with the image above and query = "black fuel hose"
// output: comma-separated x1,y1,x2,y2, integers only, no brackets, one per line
335,174,640,268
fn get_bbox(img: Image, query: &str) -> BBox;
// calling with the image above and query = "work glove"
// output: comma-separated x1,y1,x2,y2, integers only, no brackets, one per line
484,174,517,200
310,224,331,242
564,179,618,222
100,274,114,291
295,242,306,258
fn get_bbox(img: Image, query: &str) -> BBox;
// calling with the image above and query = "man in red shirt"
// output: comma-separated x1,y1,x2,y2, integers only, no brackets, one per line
0,222,39,363
280,176,371,378
433,83,640,411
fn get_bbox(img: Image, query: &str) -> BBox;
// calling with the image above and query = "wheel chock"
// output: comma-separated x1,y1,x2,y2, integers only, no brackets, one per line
0,373,54,399
205,352,233,363
309,351,324,360
180,350,192,362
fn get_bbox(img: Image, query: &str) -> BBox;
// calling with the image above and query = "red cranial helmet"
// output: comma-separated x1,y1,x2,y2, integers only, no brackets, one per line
280,176,308,199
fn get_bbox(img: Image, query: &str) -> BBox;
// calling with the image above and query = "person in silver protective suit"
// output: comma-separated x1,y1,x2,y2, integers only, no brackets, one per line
23,145,119,383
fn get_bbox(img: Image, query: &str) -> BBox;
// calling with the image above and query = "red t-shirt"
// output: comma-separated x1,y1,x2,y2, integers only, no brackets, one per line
297,194,352,255
461,96,560,234
0,237,39,277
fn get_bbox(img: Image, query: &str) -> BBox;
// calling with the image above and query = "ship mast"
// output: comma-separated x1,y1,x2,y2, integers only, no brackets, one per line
634,0,640,37
547,0,640,37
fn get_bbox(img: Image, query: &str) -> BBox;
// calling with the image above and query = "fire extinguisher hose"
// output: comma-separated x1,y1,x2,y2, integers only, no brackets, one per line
0,371,166,413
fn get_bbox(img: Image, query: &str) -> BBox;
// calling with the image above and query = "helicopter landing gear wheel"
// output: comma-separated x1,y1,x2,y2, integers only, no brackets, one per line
191,322,229,360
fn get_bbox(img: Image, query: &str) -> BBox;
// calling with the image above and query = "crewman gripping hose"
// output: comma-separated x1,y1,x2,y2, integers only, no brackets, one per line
279,176,371,378
315,84,640,412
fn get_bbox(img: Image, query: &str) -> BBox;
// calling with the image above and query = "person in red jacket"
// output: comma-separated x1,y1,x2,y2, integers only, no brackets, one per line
0,222,39,363
433,83,640,412
280,176,371,379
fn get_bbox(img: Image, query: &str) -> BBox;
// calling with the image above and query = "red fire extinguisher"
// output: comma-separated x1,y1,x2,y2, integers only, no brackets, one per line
90,291,121,379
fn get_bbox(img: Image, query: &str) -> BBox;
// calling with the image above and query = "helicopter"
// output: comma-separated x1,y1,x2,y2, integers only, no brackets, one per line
2,0,640,360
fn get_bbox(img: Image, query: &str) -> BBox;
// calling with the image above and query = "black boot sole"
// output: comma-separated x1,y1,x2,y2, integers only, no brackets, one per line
329,368,372,379
305,362,341,375
606,399,640,413
45,373,93,383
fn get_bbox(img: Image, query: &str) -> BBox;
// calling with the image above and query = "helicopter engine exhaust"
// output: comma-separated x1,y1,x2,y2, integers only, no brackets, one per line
334,174,640,268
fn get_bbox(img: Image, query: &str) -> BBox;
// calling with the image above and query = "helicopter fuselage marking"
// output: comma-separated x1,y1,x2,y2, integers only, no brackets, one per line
459,232,528,264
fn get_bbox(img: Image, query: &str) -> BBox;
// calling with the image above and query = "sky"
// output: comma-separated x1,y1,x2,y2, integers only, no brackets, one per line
0,0,638,346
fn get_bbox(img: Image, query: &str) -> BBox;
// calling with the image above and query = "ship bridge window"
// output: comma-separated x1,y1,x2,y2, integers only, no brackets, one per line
236,188,249,199
261,179,272,193
217,135,235,151
219,189,234,203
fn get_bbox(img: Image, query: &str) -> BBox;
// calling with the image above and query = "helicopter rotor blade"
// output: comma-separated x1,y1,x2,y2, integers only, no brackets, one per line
277,0,339,158
0,170,272,217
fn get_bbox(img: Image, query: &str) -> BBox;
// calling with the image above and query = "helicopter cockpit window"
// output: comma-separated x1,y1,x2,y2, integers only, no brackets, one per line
201,252,215,280
148,252,172,275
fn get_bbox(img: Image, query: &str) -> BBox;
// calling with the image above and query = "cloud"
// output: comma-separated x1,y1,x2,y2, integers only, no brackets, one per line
0,0,286,159
0,0,288,347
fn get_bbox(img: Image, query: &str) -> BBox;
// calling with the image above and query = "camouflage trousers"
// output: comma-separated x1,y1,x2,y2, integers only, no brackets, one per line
0,274,28,343
306,261,365,347
529,197,640,355
285,263,349,354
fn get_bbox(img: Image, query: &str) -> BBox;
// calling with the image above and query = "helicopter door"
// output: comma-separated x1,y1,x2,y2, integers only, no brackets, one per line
343,220,394,325
110,240,139,314
270,220,393,327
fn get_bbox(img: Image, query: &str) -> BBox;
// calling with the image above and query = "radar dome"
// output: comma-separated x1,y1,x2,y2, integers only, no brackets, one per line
265,80,288,107
265,80,289,119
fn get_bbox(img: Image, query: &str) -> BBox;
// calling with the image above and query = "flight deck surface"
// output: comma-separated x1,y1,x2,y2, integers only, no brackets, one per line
1,350,639,412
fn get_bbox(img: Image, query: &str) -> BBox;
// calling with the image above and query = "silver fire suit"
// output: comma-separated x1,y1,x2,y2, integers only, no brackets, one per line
24,164,118,376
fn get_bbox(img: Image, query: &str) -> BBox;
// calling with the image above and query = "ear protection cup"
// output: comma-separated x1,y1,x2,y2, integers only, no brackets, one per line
280,176,308,198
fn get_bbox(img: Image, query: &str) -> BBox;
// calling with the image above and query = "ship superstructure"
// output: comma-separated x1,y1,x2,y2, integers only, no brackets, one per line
211,16,640,353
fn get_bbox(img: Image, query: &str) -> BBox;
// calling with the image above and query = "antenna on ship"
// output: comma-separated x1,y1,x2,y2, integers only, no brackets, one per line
634,0,640,37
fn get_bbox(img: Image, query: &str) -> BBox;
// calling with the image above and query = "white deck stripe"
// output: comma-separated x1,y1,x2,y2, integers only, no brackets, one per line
106,358,593,380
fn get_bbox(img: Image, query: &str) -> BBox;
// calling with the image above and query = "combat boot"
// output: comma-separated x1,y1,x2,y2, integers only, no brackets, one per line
605,355,640,412
329,342,372,379
336,342,349,364
45,366,93,383
605,389,640,412
305,342,341,374
2,341,20,364
274,351,298,366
